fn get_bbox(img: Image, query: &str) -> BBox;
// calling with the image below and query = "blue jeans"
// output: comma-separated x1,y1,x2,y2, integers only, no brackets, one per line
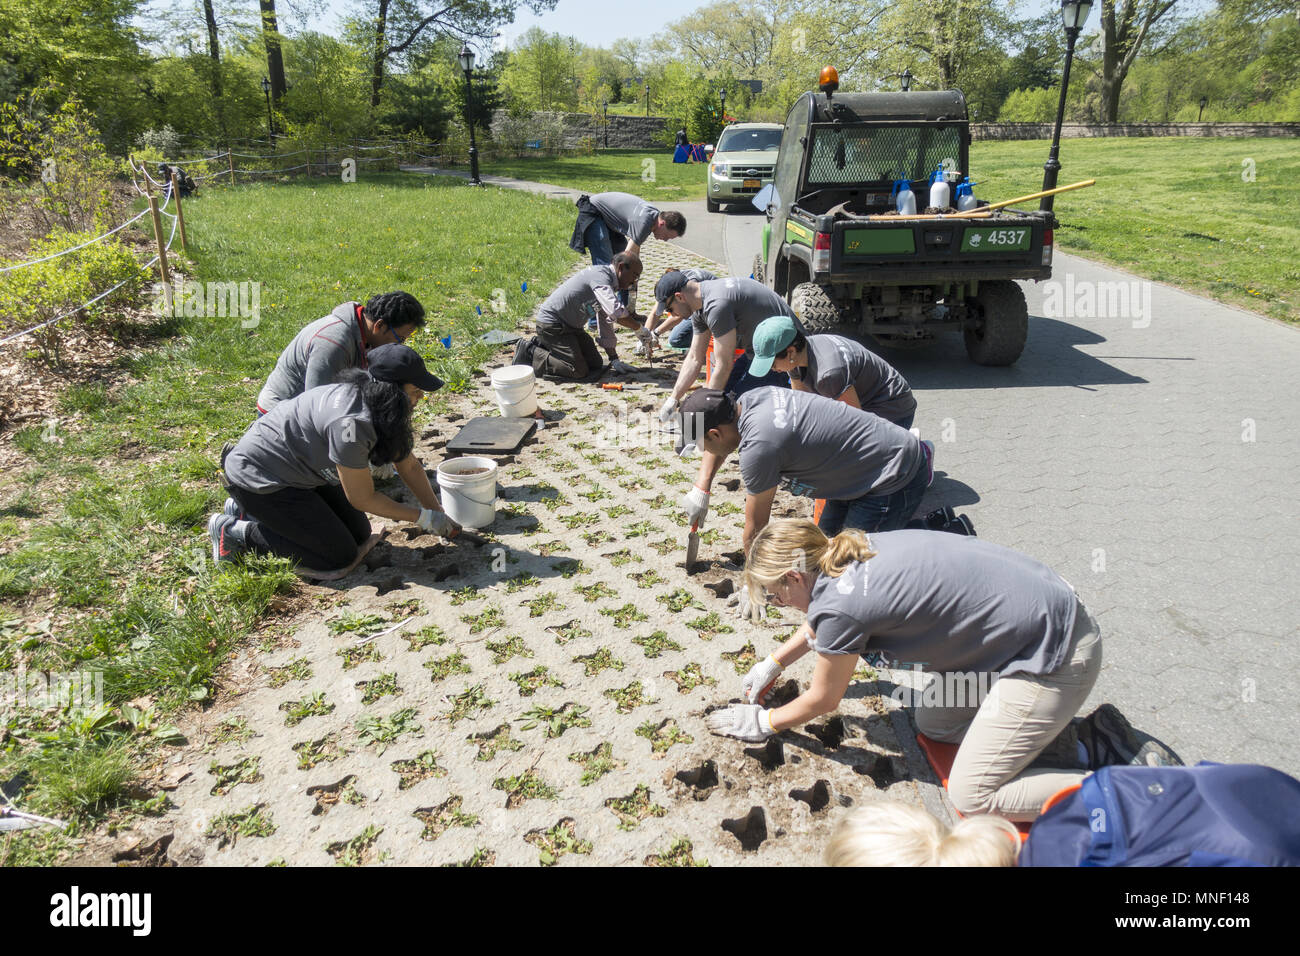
583,218,615,266
816,443,930,535
668,319,695,349
723,352,791,397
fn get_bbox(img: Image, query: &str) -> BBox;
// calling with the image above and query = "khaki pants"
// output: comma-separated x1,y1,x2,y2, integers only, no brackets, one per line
914,600,1102,822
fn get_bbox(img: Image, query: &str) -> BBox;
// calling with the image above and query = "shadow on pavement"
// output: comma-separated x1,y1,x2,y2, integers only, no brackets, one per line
864,316,1151,391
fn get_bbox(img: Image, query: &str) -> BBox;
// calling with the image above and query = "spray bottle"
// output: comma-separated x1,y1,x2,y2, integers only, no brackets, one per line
928,168,951,210
892,179,917,216
955,177,979,212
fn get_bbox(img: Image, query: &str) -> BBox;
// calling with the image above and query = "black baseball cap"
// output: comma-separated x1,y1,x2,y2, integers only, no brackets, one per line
654,270,691,312
675,388,738,453
367,343,444,392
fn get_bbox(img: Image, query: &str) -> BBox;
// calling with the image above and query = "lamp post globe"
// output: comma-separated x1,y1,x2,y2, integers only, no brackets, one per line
1041,0,1093,211
901,68,912,92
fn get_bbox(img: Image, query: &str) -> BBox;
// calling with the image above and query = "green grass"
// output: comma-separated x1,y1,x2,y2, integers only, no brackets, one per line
451,148,707,201
970,137,1299,323
0,172,580,855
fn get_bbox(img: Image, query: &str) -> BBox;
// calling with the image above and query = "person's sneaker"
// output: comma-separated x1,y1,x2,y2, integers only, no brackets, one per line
945,513,976,536
209,513,246,564
1132,733,1185,768
222,497,244,520
920,440,935,487
1076,703,1142,769
922,506,956,530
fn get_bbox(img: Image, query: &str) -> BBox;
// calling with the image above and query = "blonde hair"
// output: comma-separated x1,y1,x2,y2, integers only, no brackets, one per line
743,518,876,607
823,802,1021,867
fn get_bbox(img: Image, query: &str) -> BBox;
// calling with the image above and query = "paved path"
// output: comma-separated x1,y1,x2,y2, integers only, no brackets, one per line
409,166,1300,776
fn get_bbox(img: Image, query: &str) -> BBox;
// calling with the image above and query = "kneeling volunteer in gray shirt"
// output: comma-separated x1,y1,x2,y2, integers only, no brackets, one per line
750,318,916,429
214,344,459,572
706,519,1101,822
676,386,931,554
256,291,426,415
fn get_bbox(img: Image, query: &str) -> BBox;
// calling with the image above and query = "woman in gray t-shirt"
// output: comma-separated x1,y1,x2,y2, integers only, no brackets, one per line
213,346,460,573
704,519,1103,822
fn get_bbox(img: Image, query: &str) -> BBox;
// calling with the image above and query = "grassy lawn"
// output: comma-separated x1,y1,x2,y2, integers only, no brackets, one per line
466,148,708,202
971,137,1299,323
0,173,578,863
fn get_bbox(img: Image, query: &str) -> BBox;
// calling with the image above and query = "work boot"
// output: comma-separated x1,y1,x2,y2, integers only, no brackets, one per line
512,336,535,367
209,513,248,565
944,513,976,536
222,497,244,520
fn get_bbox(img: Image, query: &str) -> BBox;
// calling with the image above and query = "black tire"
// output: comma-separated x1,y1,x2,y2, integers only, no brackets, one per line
964,280,1028,366
706,198,720,213
789,282,849,334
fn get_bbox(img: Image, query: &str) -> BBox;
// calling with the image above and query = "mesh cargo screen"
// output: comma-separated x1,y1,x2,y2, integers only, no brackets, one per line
806,125,964,185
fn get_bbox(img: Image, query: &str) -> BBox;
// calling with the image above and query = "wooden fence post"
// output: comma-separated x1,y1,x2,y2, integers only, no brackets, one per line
148,194,171,288
228,149,236,185
170,170,190,258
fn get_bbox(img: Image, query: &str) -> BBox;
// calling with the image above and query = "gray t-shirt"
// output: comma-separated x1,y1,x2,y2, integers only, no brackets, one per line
225,383,378,492
807,530,1080,679
257,303,367,413
794,335,916,426
737,386,923,501
692,277,801,349
536,265,624,332
589,192,659,246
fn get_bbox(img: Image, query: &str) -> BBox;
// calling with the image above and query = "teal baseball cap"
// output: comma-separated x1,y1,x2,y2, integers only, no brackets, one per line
749,315,801,377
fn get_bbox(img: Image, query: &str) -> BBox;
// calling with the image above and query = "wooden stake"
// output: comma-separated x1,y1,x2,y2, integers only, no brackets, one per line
170,170,190,258
148,194,170,287
306,146,312,177
228,149,236,185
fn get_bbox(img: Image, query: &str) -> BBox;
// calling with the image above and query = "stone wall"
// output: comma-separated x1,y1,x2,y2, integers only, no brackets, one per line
972,122,1300,140
489,110,682,150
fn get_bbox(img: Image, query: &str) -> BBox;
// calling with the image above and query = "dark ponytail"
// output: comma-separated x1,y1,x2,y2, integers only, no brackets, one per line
338,368,413,465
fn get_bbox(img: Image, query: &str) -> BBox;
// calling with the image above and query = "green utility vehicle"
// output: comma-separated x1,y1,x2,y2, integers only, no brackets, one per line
753,79,1056,365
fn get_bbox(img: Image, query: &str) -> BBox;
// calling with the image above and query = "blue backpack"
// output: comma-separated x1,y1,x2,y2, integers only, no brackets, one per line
1020,762,1300,867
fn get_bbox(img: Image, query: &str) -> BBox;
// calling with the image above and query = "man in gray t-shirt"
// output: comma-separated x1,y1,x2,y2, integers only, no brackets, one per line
255,292,426,414
525,253,652,380
750,319,916,429
675,386,931,554
807,530,1079,680
658,274,803,419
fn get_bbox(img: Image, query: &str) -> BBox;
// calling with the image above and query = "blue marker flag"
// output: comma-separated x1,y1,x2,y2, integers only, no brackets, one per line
440,335,451,349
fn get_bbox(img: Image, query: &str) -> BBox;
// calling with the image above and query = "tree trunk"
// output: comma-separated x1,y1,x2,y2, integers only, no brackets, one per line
259,0,287,105
203,0,225,138
371,0,390,109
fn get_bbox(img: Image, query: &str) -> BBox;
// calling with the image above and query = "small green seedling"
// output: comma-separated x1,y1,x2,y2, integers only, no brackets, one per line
279,691,334,727
518,702,591,738
391,750,447,790
569,741,623,786
414,795,478,841
633,630,682,659
526,818,592,866
605,784,667,830
206,804,276,849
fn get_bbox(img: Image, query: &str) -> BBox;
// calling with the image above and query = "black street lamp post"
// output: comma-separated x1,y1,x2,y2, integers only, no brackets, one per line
720,88,727,124
603,99,609,148
261,76,274,150
644,83,649,117
458,44,483,186
900,68,913,92
1199,96,1208,121
1041,0,1093,212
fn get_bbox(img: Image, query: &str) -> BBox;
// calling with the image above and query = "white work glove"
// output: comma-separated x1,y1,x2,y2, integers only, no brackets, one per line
743,654,784,705
370,462,398,480
705,705,775,743
681,486,710,528
417,507,460,538
727,587,765,622
658,396,678,423
608,359,635,375
634,326,657,348
677,442,700,459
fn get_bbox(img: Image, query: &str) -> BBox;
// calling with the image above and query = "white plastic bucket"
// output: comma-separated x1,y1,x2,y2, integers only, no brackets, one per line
491,365,537,418
436,456,498,529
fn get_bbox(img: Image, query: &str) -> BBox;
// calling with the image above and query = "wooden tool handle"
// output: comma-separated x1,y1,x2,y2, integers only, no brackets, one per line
947,179,1096,218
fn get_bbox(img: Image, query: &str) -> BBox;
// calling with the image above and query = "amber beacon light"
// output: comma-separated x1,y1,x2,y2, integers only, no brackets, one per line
818,66,840,94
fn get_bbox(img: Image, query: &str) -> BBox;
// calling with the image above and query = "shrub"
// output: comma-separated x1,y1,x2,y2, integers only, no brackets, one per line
0,230,151,361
